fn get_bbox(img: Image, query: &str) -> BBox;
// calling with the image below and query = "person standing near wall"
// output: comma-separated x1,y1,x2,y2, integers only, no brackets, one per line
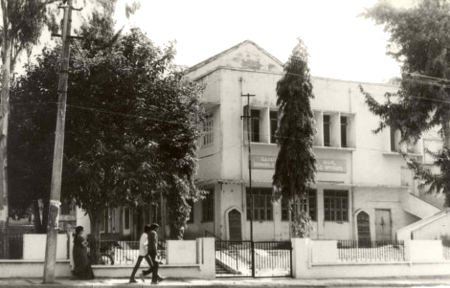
129,224,153,283
72,226,95,280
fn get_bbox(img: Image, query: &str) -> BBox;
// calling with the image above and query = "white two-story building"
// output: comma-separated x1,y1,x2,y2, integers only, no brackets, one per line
181,40,443,242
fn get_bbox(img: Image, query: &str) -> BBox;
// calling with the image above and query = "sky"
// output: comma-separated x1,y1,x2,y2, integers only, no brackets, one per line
113,0,407,83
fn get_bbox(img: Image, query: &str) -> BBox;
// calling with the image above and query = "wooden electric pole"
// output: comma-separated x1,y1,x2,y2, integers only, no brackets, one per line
43,0,80,283
241,93,256,278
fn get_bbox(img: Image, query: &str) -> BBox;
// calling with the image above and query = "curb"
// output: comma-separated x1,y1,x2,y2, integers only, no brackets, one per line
1,277,450,288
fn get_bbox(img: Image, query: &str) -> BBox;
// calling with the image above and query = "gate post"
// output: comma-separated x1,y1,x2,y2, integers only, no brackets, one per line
197,237,215,279
291,238,311,279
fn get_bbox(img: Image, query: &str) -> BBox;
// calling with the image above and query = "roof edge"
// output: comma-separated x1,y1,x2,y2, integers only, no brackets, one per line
186,40,284,74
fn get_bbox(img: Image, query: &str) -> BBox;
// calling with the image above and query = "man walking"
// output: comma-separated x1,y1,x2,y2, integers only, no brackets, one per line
129,224,153,283
147,223,164,284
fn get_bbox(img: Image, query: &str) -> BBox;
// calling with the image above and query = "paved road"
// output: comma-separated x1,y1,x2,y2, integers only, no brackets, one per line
1,277,450,288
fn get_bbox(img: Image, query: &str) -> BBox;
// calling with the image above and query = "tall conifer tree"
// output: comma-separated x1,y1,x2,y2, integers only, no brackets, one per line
273,38,316,237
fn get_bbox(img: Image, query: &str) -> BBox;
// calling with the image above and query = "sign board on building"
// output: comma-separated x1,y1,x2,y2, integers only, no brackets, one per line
251,155,346,173
251,155,276,169
317,159,346,173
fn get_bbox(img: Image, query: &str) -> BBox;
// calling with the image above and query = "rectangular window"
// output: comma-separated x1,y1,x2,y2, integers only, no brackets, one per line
281,189,317,221
390,127,397,152
246,188,273,221
324,190,348,222
308,190,317,221
341,116,348,148
270,111,278,144
124,207,130,230
203,113,214,146
281,198,289,221
323,115,331,147
187,199,194,223
202,189,214,222
250,109,260,142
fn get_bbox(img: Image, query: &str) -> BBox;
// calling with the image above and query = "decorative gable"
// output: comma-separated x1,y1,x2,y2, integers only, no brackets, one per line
186,40,284,80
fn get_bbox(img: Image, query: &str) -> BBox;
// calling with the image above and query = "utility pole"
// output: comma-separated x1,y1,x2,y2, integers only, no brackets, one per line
43,0,80,283
241,93,255,278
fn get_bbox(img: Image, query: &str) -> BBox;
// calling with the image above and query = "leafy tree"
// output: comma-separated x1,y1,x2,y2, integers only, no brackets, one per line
8,0,139,232
9,48,58,232
7,0,120,232
272,39,317,238
11,14,204,261
0,0,59,230
359,0,450,207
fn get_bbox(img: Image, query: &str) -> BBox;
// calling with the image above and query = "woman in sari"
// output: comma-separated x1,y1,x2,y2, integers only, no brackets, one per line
72,226,95,280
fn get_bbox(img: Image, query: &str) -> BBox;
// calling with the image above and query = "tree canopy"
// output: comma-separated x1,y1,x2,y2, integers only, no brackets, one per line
272,38,317,237
0,0,60,230
10,9,205,258
359,0,450,207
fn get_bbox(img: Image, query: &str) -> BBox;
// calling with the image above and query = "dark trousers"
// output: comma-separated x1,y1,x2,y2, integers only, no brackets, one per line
148,250,159,283
130,255,154,280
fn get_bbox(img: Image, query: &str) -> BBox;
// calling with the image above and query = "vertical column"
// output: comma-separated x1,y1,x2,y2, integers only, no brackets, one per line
198,237,216,279
316,188,324,239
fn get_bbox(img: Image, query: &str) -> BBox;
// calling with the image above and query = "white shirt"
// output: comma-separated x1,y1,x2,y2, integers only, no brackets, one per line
138,233,148,256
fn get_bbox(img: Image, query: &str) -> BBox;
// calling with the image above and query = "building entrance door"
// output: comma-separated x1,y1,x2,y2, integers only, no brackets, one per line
357,211,371,243
228,209,242,241
375,209,392,241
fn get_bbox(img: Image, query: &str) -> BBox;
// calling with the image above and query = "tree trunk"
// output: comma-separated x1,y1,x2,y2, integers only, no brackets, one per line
161,194,166,239
0,34,11,230
288,199,292,239
33,200,43,233
88,210,102,265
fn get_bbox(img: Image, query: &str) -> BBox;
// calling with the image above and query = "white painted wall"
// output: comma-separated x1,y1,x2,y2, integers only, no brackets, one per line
409,240,444,262
293,238,450,279
23,234,68,260
412,212,450,240
166,240,197,265
311,240,338,263
404,194,441,219
0,261,71,278
397,211,450,241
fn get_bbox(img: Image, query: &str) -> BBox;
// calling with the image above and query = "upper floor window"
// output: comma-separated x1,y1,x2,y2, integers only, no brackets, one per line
390,127,398,152
324,190,348,222
250,109,261,142
341,116,348,148
281,189,317,221
270,111,278,144
246,187,273,221
390,127,416,153
315,111,355,148
202,189,214,222
323,115,331,147
202,113,214,146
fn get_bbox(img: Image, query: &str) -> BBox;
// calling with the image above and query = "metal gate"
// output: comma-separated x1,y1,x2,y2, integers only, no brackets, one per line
215,240,292,278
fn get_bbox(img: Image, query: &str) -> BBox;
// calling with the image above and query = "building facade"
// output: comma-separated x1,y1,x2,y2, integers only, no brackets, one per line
182,40,442,242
